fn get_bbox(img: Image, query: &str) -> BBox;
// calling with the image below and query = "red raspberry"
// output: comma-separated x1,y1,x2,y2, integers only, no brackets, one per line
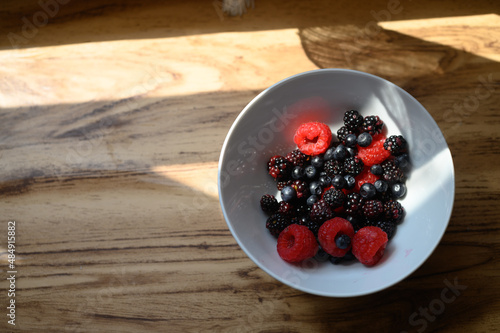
293,122,332,156
277,224,319,263
354,166,380,192
357,134,391,166
318,217,354,257
352,226,388,266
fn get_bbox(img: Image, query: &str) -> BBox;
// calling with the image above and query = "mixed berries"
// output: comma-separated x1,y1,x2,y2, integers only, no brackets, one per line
260,110,410,267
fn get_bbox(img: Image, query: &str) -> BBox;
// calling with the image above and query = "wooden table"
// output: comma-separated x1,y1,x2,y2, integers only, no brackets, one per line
1,0,499,332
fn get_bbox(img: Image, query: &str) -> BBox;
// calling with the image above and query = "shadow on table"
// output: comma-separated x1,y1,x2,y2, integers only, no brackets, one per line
0,0,499,50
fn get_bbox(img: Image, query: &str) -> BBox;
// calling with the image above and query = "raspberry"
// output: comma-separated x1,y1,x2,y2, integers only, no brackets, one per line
352,226,388,266
310,199,334,223
336,125,354,144
343,110,363,130
357,134,391,166
362,115,384,136
354,166,380,192
294,122,332,156
384,200,405,224
266,213,291,238
344,156,364,176
268,155,293,181
318,217,355,257
384,135,408,155
277,224,319,263
344,193,365,216
260,194,279,214
323,187,346,208
362,200,384,219
286,149,309,167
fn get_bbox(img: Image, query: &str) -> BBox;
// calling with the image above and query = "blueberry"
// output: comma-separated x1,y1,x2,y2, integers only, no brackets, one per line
395,153,411,172
314,248,330,262
360,183,377,198
335,234,351,249
345,134,357,147
318,173,332,188
370,164,383,176
333,144,347,161
343,251,356,261
357,132,373,147
309,181,323,196
391,183,407,198
311,155,324,168
331,174,346,189
281,186,296,202
306,195,318,206
346,146,357,158
374,179,388,193
305,165,317,179
344,175,356,189
292,166,305,179
324,147,336,161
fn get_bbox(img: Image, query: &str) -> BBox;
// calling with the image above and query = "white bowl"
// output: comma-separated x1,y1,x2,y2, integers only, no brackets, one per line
218,69,455,297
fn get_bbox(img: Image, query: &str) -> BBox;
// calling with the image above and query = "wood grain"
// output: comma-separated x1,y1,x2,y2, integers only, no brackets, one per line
0,0,499,332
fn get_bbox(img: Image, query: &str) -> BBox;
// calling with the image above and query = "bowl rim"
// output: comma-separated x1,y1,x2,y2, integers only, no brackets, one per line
218,68,455,297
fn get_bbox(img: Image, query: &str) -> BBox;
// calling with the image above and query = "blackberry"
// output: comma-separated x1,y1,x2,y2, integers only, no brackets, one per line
304,219,321,236
337,126,354,144
323,187,346,208
291,180,309,200
362,200,384,219
343,110,364,130
260,194,279,214
324,159,345,177
362,115,384,135
384,200,405,224
344,193,365,216
276,180,292,191
268,155,293,181
294,201,311,217
310,199,334,223
381,160,406,184
278,201,294,217
384,135,408,155
285,149,309,167
374,220,397,239
344,156,364,176
265,213,291,237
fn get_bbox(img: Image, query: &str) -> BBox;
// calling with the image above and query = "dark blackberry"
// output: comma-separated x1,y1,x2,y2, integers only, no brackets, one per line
265,213,291,237
323,187,346,208
362,200,384,219
381,160,406,184
337,126,354,144
278,201,294,217
324,159,345,177
343,110,364,130
384,135,408,155
344,193,365,216
344,156,364,176
346,215,365,231
294,200,311,217
310,199,334,223
268,155,293,181
285,149,309,167
290,180,309,200
260,194,279,214
304,219,321,236
384,200,405,224
276,180,292,191
374,220,397,239
362,115,384,135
